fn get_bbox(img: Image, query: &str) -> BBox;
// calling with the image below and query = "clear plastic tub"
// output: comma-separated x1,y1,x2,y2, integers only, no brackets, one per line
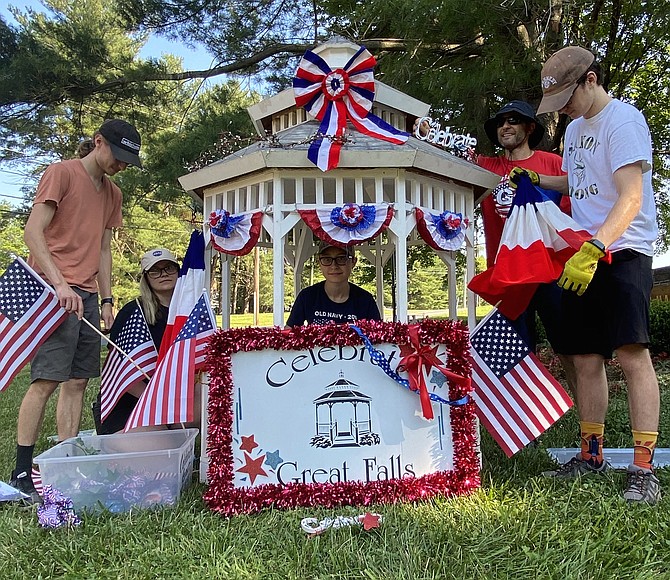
34,428,198,513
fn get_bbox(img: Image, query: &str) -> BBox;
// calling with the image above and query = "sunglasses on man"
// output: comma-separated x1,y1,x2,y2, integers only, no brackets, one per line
496,115,526,127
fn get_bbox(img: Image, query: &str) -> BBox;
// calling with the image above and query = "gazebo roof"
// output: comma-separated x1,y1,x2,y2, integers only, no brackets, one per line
178,120,498,199
313,374,373,403
314,389,372,403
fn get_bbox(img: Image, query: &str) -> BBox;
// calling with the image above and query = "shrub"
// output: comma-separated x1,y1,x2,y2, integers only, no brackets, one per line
650,299,670,354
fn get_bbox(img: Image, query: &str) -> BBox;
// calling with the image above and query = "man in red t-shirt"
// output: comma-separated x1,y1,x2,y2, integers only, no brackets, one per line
477,101,571,268
416,101,574,385
475,101,574,389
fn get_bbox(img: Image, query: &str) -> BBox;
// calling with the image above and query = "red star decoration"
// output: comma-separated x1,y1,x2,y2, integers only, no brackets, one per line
361,512,381,530
239,434,258,453
236,452,267,485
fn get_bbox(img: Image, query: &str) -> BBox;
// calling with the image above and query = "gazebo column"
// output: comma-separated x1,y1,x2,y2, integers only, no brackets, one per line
220,254,231,329
464,194,477,330
435,251,457,320
390,173,409,323
293,223,313,299
374,236,385,320
271,175,285,327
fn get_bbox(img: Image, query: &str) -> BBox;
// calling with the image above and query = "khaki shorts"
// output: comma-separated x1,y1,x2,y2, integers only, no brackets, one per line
30,288,101,383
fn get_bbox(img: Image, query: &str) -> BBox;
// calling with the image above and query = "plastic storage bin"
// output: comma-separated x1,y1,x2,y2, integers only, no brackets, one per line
34,428,198,513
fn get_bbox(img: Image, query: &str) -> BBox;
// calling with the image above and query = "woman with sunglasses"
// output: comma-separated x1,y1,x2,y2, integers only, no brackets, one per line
92,248,180,433
286,242,381,327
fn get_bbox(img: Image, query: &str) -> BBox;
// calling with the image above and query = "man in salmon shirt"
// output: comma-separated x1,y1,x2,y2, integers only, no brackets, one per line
9,119,142,502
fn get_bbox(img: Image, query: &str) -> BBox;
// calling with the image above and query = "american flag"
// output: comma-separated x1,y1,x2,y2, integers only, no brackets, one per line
0,257,68,392
470,309,573,457
124,292,215,431
100,303,158,421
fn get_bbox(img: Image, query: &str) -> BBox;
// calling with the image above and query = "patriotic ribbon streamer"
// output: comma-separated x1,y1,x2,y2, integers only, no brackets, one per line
415,208,469,252
293,45,409,171
301,512,382,536
36,485,81,529
209,210,263,257
299,203,393,248
350,325,469,420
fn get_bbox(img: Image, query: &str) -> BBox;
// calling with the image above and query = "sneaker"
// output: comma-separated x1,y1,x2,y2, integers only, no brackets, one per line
542,455,610,479
8,471,42,505
623,468,661,505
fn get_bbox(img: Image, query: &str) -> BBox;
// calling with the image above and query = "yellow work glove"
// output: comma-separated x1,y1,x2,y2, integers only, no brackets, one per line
558,240,606,296
508,167,540,189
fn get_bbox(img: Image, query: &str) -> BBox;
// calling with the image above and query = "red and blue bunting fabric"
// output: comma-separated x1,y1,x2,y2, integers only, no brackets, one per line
293,45,409,171
208,210,263,256
298,202,393,247
414,208,469,252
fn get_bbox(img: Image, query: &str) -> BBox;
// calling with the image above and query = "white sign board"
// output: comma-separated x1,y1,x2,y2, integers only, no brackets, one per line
230,343,455,488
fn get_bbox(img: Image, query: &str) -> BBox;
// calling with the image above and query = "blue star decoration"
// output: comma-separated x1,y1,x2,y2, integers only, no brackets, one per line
264,449,283,470
430,369,448,388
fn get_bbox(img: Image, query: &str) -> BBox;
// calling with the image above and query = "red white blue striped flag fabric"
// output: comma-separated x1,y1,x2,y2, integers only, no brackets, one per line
158,230,206,362
0,257,68,392
124,292,216,431
468,175,603,320
414,208,469,252
100,303,158,421
299,203,393,247
470,309,573,457
208,209,263,257
293,45,408,171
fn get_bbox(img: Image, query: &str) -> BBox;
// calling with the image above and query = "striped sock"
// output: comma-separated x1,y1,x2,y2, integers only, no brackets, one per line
579,421,605,467
632,430,658,471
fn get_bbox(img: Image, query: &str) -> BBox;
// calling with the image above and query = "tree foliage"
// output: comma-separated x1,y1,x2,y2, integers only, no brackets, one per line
1,0,669,259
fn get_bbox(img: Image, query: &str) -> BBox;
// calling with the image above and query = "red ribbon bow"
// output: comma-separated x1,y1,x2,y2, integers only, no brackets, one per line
399,325,471,420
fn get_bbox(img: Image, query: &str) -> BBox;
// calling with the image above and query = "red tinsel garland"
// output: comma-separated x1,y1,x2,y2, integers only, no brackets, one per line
203,319,480,516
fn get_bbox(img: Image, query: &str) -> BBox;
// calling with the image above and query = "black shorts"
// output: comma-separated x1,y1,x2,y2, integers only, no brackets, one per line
511,282,567,354
558,249,652,358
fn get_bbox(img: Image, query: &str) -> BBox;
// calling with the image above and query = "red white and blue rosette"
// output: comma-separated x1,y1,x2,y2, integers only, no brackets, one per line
415,207,469,252
293,45,409,171
299,203,393,247
208,209,263,256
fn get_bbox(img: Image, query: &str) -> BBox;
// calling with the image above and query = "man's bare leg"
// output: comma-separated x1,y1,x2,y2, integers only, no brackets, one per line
17,379,59,446
56,378,89,440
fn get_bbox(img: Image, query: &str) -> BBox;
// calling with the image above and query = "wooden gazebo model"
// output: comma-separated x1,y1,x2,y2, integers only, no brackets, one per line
178,38,498,329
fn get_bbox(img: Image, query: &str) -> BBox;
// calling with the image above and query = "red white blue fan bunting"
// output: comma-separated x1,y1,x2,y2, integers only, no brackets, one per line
208,210,263,256
293,45,409,171
415,208,469,252
298,203,393,247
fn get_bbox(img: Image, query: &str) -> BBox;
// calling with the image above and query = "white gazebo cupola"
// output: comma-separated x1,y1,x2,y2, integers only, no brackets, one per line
178,37,498,328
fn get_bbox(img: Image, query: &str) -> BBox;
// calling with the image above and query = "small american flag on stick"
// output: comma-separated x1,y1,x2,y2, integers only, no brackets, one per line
0,257,68,392
124,292,215,431
470,309,573,457
100,303,158,420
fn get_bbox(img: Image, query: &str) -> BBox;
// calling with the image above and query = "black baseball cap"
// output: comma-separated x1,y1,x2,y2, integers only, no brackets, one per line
98,119,143,168
483,100,545,149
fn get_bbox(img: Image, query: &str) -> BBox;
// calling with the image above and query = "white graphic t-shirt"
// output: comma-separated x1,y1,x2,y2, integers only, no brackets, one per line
562,99,658,255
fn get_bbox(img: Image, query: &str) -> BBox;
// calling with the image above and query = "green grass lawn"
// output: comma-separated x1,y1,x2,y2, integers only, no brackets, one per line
1,353,669,579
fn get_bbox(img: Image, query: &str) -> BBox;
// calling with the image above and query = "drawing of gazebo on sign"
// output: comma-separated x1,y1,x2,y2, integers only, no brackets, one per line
310,371,381,449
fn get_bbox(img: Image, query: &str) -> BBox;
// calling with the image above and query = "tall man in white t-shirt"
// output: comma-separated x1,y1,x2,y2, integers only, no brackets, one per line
520,46,661,503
